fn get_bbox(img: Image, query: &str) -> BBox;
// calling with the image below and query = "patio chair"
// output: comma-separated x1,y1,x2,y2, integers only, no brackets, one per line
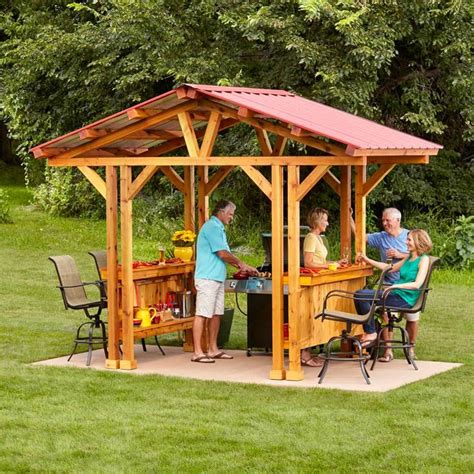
369,256,440,371
315,266,392,384
88,250,165,356
49,255,108,366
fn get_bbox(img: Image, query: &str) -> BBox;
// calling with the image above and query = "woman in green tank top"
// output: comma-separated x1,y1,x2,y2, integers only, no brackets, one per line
356,229,433,362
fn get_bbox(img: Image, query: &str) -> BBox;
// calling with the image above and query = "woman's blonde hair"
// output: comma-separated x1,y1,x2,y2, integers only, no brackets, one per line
307,207,329,230
409,229,433,255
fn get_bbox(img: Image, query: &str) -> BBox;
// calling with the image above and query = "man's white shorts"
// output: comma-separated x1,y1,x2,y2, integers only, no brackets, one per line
195,279,225,318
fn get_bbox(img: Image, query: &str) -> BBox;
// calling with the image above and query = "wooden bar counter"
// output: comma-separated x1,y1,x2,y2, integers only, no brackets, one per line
283,263,373,380
101,262,195,352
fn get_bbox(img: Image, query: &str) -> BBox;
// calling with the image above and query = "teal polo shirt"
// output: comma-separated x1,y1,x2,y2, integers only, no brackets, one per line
195,216,230,282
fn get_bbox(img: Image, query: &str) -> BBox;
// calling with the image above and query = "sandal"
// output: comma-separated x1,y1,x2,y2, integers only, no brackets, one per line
209,351,233,360
191,355,215,363
408,348,417,360
378,352,394,363
302,357,324,368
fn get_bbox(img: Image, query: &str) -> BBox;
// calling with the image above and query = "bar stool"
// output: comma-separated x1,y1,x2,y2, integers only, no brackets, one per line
369,256,440,371
315,267,391,384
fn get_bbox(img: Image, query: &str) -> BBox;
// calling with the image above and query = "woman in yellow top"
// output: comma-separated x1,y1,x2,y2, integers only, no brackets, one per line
301,207,347,366
303,207,346,269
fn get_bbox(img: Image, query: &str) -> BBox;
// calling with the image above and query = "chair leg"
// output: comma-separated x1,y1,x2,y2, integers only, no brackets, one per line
399,326,418,370
318,337,337,384
86,322,94,367
100,320,108,359
154,336,166,356
141,339,147,352
353,339,371,384
68,321,91,362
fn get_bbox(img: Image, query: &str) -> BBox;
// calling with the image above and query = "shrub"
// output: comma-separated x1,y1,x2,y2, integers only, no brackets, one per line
439,215,474,269
0,189,13,224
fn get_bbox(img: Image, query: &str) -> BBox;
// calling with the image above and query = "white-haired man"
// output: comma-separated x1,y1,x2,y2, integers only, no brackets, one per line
352,207,409,283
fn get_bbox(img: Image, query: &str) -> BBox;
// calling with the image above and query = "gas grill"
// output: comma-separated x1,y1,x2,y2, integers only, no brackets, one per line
225,227,309,355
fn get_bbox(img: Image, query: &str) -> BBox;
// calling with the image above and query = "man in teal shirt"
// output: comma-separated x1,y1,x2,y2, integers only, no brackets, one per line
192,200,257,363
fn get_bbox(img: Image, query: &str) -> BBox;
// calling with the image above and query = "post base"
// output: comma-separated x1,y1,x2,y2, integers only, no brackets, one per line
269,369,286,380
286,369,305,381
119,359,137,370
105,359,120,369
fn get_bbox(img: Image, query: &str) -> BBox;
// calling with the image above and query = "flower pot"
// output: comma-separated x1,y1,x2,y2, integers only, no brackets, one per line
173,246,193,262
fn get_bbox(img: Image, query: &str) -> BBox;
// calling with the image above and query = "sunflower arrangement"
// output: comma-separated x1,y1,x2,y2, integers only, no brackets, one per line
171,230,196,247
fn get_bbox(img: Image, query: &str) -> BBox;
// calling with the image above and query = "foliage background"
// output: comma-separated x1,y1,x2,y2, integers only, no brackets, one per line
0,0,473,265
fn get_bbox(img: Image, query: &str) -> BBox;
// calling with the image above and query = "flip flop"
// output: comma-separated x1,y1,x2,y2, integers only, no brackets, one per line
209,351,234,360
378,353,394,363
302,357,324,367
191,355,215,363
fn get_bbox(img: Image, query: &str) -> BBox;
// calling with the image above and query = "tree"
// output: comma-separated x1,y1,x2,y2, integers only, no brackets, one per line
0,0,472,216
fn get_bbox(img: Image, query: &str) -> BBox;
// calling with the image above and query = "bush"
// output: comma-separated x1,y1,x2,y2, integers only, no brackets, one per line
439,215,474,269
0,189,13,224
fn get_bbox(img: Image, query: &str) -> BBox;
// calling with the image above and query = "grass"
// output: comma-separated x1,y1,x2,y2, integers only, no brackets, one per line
1,168,473,472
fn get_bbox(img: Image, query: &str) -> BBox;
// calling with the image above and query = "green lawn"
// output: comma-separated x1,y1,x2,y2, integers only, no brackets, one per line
1,175,473,472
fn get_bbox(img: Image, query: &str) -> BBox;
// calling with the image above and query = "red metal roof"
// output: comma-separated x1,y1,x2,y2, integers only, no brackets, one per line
187,84,442,152
32,84,442,157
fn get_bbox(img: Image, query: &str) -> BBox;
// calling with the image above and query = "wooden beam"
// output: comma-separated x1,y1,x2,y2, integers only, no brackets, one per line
296,165,331,202
129,165,160,200
286,165,304,381
79,129,107,140
50,101,197,161
362,164,396,197
240,166,272,200
269,164,285,380
200,111,221,157
322,170,341,195
367,155,429,164
105,166,120,368
160,166,184,192
48,155,367,167
205,166,234,195
119,165,137,370
272,135,287,156
78,166,106,199
340,166,351,260
354,165,367,256
178,111,200,157
255,128,273,156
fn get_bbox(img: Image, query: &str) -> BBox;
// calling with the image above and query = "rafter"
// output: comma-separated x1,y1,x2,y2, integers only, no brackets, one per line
43,101,197,161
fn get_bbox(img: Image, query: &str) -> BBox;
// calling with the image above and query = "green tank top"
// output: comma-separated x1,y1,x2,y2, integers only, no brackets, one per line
391,256,424,307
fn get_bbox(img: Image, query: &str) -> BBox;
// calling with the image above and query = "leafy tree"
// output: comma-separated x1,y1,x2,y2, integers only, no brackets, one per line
0,0,472,218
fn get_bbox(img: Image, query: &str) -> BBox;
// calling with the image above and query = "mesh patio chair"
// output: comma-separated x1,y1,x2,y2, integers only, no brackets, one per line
49,255,108,366
88,250,165,356
315,267,392,385
369,256,440,371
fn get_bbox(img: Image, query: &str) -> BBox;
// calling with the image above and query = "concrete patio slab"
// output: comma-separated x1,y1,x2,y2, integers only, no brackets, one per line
33,345,462,392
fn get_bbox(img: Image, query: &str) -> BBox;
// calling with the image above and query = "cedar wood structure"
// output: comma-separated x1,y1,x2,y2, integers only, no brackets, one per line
32,84,442,380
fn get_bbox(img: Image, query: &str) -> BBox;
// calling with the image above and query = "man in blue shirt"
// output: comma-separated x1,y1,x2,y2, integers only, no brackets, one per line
352,207,409,283
367,208,409,283
192,200,257,363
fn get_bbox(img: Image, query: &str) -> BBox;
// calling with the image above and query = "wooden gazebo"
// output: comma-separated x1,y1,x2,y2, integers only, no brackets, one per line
32,84,442,381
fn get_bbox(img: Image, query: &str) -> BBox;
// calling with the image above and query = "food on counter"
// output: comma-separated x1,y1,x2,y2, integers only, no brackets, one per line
299,267,320,275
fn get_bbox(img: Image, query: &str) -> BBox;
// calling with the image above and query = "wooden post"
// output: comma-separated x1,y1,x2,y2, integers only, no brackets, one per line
340,165,352,260
269,165,285,380
184,166,195,231
354,164,367,256
286,165,304,381
119,165,137,369
197,166,209,228
105,166,120,368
